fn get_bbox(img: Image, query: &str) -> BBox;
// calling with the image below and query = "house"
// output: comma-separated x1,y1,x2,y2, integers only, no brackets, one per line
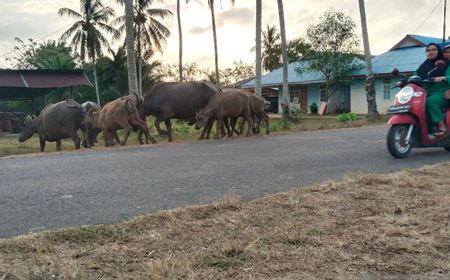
241,34,450,114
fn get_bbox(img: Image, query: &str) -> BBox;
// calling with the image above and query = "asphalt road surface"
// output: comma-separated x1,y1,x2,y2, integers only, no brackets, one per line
1,126,450,238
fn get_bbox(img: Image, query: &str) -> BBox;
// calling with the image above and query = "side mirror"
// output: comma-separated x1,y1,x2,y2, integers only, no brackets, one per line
392,68,400,76
435,60,446,69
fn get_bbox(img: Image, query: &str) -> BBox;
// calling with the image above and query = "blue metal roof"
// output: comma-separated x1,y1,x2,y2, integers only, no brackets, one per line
241,60,325,88
410,34,449,46
353,46,425,76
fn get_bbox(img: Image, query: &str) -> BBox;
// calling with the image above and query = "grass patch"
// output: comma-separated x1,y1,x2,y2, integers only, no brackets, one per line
1,162,450,279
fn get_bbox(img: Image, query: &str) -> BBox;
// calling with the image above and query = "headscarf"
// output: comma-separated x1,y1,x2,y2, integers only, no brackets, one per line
443,44,450,64
416,43,445,79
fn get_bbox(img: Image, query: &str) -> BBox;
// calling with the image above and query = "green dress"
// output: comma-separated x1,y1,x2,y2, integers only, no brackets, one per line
413,68,450,124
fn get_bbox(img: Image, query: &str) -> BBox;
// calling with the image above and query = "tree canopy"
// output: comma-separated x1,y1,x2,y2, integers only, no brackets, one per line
297,9,362,103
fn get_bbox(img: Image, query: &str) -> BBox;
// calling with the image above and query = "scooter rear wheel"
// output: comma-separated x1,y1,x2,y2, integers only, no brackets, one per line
387,125,412,158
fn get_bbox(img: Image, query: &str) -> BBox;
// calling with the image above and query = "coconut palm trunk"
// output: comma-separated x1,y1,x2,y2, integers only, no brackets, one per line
277,0,289,114
209,0,220,85
137,23,143,96
125,0,139,98
177,0,183,82
255,0,262,96
358,0,380,119
92,56,101,106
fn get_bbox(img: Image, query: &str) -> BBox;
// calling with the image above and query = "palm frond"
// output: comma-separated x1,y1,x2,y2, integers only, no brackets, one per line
58,8,82,19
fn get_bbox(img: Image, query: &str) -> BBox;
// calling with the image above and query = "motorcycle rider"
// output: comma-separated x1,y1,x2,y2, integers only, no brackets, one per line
413,43,449,135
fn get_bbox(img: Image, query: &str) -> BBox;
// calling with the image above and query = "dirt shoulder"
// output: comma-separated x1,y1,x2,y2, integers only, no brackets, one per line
1,162,449,279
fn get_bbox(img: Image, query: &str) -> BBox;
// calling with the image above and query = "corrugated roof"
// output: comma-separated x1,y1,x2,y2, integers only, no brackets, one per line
241,60,326,88
353,46,425,76
0,69,93,100
0,69,92,88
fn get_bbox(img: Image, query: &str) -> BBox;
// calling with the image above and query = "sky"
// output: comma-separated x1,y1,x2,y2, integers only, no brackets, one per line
0,0,447,70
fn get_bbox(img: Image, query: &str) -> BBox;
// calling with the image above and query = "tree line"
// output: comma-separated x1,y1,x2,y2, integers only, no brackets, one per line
3,0,379,117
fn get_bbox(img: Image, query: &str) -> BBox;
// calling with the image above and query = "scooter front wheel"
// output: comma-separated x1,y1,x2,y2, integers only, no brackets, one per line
387,125,412,158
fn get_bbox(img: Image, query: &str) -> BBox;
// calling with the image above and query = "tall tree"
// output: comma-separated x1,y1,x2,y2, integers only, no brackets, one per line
58,0,119,106
6,38,77,70
125,0,139,99
177,0,183,81
207,0,235,85
261,25,281,72
297,10,361,107
114,0,172,95
255,0,262,96
277,0,289,115
358,0,380,119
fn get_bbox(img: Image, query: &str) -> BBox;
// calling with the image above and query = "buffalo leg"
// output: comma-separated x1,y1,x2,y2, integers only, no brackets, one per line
245,114,253,137
198,118,212,140
70,131,81,150
223,118,231,137
155,119,168,135
56,140,62,151
214,117,223,139
263,113,270,135
138,121,156,144
164,119,173,142
102,129,111,147
39,136,46,152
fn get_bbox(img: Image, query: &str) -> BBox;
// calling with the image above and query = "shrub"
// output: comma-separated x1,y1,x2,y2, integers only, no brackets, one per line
309,102,318,114
336,112,357,123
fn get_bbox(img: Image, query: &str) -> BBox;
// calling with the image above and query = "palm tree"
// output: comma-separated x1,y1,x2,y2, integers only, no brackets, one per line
207,0,235,85
124,0,139,98
255,0,262,96
261,25,281,72
114,0,172,95
358,0,380,119
276,0,289,115
58,0,119,106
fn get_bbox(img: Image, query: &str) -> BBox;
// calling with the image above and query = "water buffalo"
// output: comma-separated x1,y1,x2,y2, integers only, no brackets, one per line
232,90,270,135
84,95,156,147
141,81,221,142
81,101,100,147
18,100,87,152
199,88,269,138
195,90,253,139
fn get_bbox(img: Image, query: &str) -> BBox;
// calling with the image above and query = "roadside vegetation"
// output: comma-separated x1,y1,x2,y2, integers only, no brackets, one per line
0,162,449,279
0,115,388,158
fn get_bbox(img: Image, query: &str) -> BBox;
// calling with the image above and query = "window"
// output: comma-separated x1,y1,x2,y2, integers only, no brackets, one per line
289,85,302,103
320,84,327,102
383,78,391,100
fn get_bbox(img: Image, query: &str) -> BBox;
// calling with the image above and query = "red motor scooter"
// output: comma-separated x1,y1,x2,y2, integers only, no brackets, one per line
387,60,450,158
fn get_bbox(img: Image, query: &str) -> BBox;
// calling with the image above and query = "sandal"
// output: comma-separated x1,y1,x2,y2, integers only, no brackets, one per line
434,128,448,136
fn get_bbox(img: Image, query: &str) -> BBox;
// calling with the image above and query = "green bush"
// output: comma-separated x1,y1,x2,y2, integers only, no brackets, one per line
336,112,357,123
309,102,318,114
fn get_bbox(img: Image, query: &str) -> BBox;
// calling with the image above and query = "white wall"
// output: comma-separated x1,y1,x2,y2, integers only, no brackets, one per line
350,78,402,114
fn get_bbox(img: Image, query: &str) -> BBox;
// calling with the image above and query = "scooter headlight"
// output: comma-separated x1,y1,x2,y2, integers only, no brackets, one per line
396,86,414,104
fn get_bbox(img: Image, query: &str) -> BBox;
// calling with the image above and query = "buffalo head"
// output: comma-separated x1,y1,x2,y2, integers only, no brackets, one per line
18,115,37,142
194,110,210,130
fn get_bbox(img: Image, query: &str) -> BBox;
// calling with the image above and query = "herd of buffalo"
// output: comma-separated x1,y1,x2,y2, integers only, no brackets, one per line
18,81,270,152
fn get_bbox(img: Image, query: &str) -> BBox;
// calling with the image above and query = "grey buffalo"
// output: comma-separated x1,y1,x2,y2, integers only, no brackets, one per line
18,100,87,152
141,81,221,142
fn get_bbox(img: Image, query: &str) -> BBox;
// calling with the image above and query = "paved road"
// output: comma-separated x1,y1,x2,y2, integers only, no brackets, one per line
1,126,450,238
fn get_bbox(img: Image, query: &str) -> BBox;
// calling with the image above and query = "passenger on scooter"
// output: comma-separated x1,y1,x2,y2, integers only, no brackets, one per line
441,45,450,102
415,43,449,135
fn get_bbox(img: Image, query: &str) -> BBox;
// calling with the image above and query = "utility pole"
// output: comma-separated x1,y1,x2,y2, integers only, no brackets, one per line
358,0,380,120
444,0,447,43
255,0,262,96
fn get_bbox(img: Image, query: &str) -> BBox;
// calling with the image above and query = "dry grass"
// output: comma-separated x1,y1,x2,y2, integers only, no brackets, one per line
1,162,450,279
0,115,388,158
